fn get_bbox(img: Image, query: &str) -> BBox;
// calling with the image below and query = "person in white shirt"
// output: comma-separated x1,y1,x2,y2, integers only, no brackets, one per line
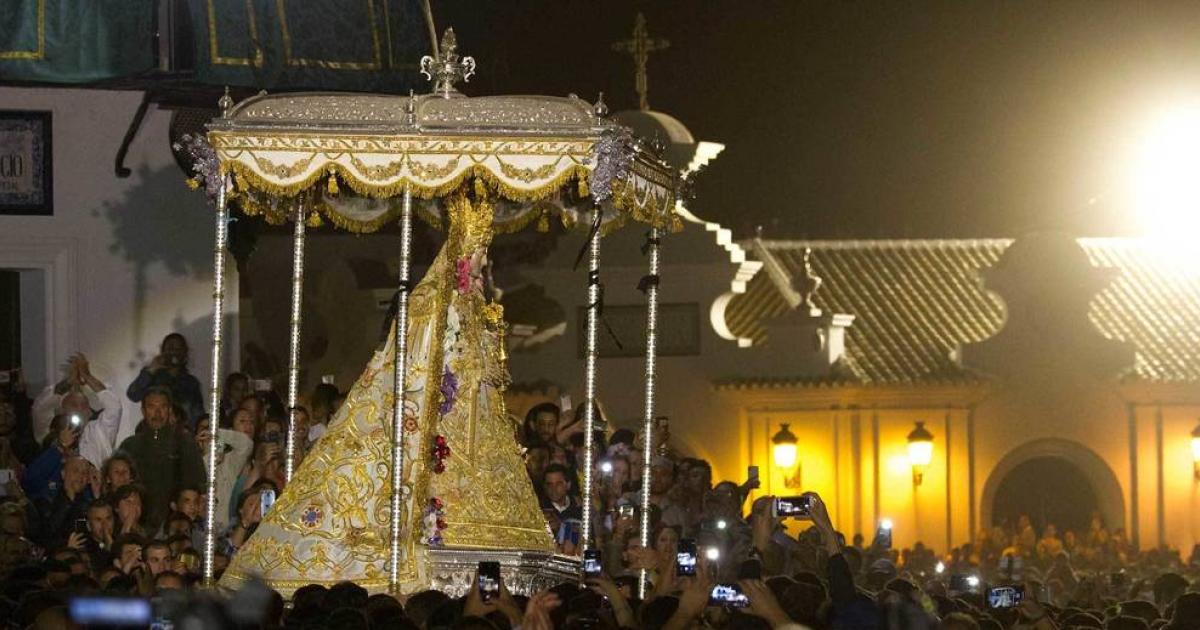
196,413,254,535
31,355,122,471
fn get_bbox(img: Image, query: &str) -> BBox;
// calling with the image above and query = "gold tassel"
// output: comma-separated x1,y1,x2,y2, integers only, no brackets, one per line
536,211,550,233
185,177,201,190
327,172,339,195
307,212,323,228
577,175,589,198
473,176,488,199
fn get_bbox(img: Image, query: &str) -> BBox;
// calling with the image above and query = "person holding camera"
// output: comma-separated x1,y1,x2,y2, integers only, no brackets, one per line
32,454,94,549
126,333,205,429
30,353,122,471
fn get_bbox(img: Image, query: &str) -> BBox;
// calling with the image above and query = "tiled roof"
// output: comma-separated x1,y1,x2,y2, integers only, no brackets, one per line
723,238,1200,384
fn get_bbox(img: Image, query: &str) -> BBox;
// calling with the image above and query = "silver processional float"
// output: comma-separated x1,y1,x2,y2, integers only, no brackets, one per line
176,29,682,597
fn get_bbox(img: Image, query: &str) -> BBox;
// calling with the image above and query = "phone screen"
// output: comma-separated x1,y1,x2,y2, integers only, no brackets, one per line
478,561,501,602
583,549,602,578
987,585,1024,609
69,598,152,625
949,574,981,594
773,495,812,518
557,518,582,546
74,518,89,535
709,583,749,608
747,465,759,481
676,539,697,576
876,521,893,549
260,489,276,516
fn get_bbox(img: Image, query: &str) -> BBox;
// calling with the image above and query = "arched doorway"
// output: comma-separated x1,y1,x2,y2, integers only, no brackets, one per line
981,439,1125,537
991,457,1099,533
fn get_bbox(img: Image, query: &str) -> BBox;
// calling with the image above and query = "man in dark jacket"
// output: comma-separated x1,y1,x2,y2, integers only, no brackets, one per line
34,454,93,549
118,387,206,532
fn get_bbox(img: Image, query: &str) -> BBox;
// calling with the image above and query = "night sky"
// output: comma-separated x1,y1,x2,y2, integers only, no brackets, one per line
438,1,1200,240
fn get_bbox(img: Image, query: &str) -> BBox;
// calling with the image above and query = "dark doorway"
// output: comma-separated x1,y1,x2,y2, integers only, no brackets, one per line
991,456,1099,535
0,271,18,371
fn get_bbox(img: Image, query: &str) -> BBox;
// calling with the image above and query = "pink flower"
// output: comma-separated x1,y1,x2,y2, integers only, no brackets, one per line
455,257,472,294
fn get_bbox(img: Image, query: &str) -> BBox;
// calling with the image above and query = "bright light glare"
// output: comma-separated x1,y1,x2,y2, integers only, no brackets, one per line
716,519,728,530
705,547,720,561
967,575,980,588
773,443,798,469
1132,104,1200,251
880,518,893,530
599,460,613,474
935,561,945,574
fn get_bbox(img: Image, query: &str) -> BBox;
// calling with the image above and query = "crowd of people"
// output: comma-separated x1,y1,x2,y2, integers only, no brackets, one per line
0,332,1195,628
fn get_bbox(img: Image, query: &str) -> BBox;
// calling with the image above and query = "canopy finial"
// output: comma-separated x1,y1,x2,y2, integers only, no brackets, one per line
420,28,476,98
218,87,234,118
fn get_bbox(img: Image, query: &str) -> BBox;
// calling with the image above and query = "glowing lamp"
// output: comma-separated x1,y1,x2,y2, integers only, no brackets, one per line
1192,422,1200,480
771,423,802,488
772,423,798,468
906,421,934,486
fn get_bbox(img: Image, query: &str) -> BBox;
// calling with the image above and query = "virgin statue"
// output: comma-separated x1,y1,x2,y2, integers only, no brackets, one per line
220,187,554,596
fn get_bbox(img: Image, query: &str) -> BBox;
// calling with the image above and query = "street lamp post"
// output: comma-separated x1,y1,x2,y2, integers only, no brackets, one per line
772,423,801,489
907,421,934,487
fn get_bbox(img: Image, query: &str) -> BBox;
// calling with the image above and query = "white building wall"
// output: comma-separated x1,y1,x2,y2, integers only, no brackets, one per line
0,87,237,444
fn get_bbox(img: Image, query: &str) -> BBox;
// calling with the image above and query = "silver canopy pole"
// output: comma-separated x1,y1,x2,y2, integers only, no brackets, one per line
202,175,230,587
284,202,307,482
580,206,603,553
637,226,662,598
388,187,415,594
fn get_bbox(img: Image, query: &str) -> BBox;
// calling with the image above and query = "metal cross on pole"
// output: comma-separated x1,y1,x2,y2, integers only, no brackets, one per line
612,12,670,111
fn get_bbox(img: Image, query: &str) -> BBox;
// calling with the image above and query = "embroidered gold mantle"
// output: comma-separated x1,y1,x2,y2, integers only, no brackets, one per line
220,192,553,596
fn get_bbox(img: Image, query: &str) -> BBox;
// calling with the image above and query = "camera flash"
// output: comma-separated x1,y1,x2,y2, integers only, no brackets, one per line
716,519,727,530
967,575,980,588
599,460,613,474
935,561,945,574
704,547,720,561
880,518,893,530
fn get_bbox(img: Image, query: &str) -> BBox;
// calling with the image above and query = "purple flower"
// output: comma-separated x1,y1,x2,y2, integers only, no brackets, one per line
439,368,458,415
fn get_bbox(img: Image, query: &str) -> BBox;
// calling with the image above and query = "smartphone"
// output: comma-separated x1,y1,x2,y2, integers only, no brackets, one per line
69,597,152,625
321,374,336,385
617,504,635,519
876,519,893,549
1110,571,1127,589
253,378,272,392
0,469,13,485
747,465,759,482
264,430,282,444
583,549,602,578
478,561,501,602
260,489,276,516
558,518,582,546
676,539,698,577
74,518,89,535
772,495,812,518
949,574,981,594
69,413,83,428
559,394,573,414
987,585,1024,609
709,583,750,608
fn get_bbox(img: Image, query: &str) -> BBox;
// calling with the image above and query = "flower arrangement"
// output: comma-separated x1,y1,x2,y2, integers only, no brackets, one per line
431,435,451,473
422,497,447,546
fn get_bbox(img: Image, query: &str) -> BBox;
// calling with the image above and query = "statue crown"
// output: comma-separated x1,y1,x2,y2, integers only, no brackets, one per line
447,189,494,254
